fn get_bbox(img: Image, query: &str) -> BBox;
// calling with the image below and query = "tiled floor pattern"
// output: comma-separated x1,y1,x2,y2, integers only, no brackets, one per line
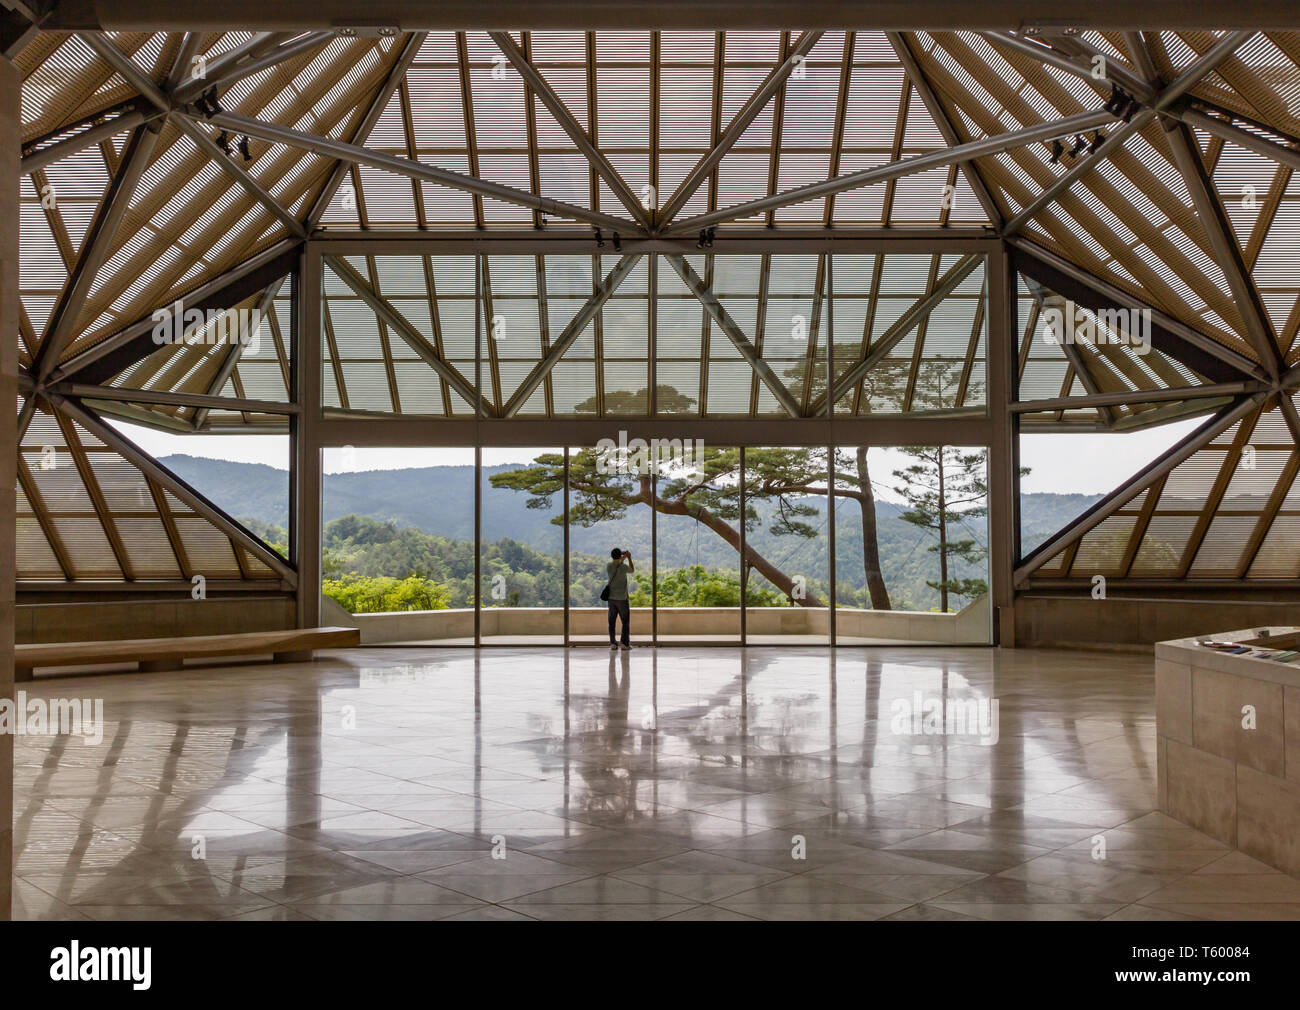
13,645,1300,921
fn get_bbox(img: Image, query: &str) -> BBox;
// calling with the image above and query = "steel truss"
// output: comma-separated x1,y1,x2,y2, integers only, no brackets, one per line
14,25,1300,625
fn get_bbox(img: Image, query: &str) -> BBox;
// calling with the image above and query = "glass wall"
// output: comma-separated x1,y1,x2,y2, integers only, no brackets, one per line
834,445,991,645
480,447,565,644
654,446,742,643
566,444,653,645
744,447,831,644
321,446,477,640
314,249,994,644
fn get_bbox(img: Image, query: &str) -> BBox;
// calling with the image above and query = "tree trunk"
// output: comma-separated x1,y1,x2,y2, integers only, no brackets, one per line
855,446,891,610
937,449,949,614
629,474,825,608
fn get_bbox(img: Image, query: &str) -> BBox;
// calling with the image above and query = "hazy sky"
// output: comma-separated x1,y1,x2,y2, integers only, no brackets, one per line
114,416,1199,503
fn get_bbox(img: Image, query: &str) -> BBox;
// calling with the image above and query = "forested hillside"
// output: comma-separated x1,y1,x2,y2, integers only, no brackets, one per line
163,454,1104,613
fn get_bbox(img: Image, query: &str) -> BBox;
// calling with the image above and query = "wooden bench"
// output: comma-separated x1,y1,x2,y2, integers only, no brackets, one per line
14,626,361,681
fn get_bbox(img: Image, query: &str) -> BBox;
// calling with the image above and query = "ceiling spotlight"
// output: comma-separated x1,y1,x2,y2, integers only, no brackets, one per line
1049,139,1064,164
196,85,225,119
1120,96,1141,123
238,135,252,162
1104,85,1125,117
594,228,605,248
612,232,621,251
215,130,232,155
1068,134,1087,158
697,227,715,249
332,24,401,38
1088,130,1105,153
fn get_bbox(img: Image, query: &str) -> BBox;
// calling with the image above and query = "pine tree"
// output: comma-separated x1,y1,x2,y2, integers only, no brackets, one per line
892,445,989,612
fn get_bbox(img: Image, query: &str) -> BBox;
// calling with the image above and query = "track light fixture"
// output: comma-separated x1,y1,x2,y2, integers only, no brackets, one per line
1103,85,1125,117
1088,130,1105,153
612,232,621,251
195,85,225,119
216,130,232,155
594,228,605,248
1068,134,1087,158
237,135,252,162
1103,85,1141,123
1049,139,1064,164
697,227,715,249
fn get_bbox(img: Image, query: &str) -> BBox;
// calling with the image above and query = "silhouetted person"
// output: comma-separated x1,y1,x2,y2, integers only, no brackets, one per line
607,548,633,649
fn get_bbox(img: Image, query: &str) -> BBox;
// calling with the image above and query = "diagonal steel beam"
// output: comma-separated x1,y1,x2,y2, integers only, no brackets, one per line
1001,31,1252,237
307,32,426,229
203,108,640,234
1181,107,1300,174
488,30,650,230
47,392,298,584
1279,392,1300,446
20,105,156,175
165,30,207,90
172,31,313,103
170,32,287,101
503,254,641,417
1024,280,1115,425
887,31,1004,229
986,29,1157,104
819,253,983,411
33,124,161,384
657,30,823,227
324,255,495,416
16,453,76,580
79,31,171,110
192,277,287,428
50,237,302,383
1016,29,1300,176
1009,235,1264,380
170,114,308,239
1121,30,1160,84
1015,392,1265,584
664,254,803,418
83,31,307,243
1165,119,1281,377
667,108,1114,235
56,381,300,415
1010,380,1264,413
1002,112,1153,236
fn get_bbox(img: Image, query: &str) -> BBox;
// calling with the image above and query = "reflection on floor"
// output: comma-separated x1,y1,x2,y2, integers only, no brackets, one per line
13,646,1300,921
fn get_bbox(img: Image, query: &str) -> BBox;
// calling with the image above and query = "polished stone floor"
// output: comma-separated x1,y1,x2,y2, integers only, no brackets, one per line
12,645,1300,921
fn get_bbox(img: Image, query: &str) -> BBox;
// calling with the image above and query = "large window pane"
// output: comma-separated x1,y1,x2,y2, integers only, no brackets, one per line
834,445,990,644
480,447,565,644
567,445,653,645
654,446,742,643
743,447,830,644
321,447,476,643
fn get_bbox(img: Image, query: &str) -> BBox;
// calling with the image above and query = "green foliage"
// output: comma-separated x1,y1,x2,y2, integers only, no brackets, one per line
642,565,789,608
239,518,288,558
322,573,451,613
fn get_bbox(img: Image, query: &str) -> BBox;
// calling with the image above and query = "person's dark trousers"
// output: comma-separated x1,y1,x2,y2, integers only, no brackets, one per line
607,599,631,645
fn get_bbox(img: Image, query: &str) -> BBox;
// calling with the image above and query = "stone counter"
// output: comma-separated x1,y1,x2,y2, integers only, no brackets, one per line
1156,626,1300,876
